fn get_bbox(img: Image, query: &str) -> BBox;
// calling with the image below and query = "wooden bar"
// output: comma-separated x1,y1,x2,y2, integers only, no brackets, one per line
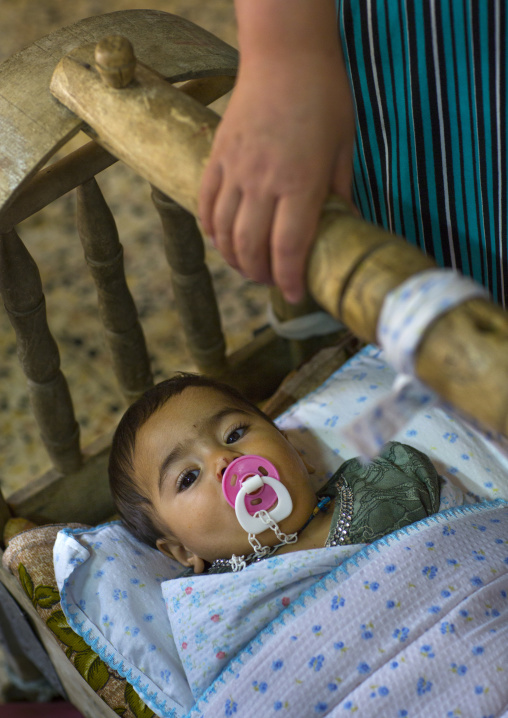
151,188,227,374
0,77,234,233
0,229,82,473
0,9,238,222
49,43,508,437
50,46,220,216
76,178,153,401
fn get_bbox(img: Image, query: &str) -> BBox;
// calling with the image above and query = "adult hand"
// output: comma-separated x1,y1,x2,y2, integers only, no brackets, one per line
199,1,355,304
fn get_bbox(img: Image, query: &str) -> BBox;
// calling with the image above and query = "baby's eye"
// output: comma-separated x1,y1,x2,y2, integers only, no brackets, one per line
178,469,199,492
226,425,247,444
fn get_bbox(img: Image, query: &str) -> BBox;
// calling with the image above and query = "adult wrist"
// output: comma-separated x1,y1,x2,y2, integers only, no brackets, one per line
234,0,341,66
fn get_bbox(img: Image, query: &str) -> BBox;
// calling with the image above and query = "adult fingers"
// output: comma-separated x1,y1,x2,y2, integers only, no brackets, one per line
198,160,222,242
232,193,277,285
212,182,243,270
271,190,326,304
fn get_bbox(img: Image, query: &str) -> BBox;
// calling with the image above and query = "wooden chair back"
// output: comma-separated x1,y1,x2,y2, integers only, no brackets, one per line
0,11,245,531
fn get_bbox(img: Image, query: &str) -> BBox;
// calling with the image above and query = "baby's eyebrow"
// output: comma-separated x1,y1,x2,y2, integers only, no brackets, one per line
203,406,251,428
158,443,185,494
157,406,252,493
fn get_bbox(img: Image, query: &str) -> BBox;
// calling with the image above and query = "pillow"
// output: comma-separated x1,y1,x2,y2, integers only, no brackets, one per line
2,524,156,718
53,344,508,717
54,522,193,718
276,344,508,502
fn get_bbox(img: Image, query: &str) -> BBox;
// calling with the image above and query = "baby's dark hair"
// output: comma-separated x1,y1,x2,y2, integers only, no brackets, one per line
108,372,274,548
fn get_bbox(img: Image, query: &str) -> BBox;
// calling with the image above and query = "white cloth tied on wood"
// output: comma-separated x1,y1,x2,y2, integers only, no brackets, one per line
267,302,345,340
343,269,490,459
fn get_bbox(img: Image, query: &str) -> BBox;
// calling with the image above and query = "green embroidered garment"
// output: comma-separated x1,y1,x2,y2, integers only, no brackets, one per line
320,441,441,545
201,442,441,574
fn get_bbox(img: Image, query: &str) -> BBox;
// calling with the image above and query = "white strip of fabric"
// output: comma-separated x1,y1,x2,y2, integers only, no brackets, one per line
343,269,490,459
267,302,345,340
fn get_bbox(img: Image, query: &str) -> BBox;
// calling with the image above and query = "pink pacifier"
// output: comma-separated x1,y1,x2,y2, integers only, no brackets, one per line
222,455,293,534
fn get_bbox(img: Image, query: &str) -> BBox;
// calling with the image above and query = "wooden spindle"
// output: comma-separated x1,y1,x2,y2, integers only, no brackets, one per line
76,178,153,401
151,188,227,374
0,229,82,473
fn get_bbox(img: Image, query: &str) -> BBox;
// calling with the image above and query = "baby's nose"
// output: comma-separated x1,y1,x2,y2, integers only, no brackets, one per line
216,455,236,482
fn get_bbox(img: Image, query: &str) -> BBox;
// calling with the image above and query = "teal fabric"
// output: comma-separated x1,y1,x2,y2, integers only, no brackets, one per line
337,1,508,307
320,441,441,544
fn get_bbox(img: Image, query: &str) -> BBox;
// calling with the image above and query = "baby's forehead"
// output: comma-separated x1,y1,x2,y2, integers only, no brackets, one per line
133,385,246,467
146,385,261,434
161,385,248,416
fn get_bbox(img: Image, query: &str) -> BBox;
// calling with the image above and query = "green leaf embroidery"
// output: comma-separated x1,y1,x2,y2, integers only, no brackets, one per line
18,563,34,601
74,648,110,692
125,683,155,718
101,693,126,715
33,585,60,609
46,610,89,652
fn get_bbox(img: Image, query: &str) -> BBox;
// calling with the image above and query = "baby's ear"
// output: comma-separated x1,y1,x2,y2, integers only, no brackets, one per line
280,429,315,474
156,538,206,574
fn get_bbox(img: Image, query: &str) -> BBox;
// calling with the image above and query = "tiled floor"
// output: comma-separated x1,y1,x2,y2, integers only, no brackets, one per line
0,0,270,498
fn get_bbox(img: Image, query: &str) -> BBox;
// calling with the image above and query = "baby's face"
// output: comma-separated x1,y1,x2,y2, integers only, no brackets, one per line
132,386,316,568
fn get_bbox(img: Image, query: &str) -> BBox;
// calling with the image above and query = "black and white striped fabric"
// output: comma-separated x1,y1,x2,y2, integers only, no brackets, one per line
338,0,508,307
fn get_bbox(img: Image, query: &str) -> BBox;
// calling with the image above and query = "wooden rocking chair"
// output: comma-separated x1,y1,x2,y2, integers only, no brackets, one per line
1,8,507,718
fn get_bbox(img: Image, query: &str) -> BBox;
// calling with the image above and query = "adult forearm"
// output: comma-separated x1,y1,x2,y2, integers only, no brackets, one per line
234,0,342,70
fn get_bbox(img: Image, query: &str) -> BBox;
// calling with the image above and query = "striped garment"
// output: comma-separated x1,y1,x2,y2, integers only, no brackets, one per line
338,0,508,307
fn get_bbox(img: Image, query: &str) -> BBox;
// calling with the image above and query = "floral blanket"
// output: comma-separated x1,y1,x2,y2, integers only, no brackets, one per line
177,501,508,717
162,544,362,699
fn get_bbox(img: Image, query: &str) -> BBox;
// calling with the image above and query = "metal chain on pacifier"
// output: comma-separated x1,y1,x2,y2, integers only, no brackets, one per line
254,510,298,545
245,511,298,560
247,532,272,559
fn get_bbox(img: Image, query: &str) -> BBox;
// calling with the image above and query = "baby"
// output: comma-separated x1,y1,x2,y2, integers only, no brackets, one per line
109,373,441,574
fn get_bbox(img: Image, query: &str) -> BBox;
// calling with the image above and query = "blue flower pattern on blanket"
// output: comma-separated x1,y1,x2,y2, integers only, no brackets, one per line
185,502,508,718
162,546,359,699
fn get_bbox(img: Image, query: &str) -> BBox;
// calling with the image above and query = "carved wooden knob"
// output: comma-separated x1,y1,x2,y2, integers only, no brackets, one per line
94,35,136,88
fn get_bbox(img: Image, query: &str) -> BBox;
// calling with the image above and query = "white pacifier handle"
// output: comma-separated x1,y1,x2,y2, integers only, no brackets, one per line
234,475,293,534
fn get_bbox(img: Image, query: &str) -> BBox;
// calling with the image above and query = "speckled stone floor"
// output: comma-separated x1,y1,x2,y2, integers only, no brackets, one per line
0,1,270,497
